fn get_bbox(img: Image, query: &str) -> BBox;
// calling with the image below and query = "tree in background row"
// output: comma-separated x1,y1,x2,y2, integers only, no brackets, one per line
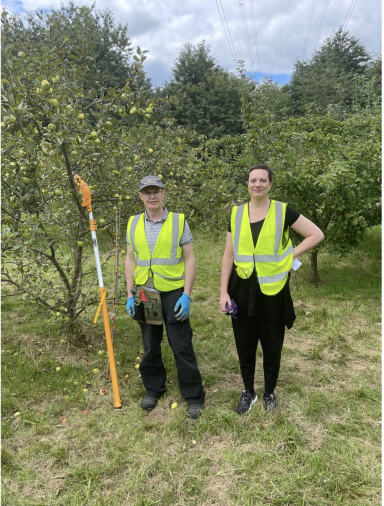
158,41,254,139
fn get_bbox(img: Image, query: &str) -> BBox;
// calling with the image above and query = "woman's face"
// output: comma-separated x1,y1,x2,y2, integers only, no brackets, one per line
247,169,272,199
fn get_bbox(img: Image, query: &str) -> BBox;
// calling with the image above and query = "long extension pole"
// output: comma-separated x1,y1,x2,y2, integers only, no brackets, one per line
107,197,121,379
75,175,122,409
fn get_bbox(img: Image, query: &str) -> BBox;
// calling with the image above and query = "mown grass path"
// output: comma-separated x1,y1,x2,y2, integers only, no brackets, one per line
2,227,381,506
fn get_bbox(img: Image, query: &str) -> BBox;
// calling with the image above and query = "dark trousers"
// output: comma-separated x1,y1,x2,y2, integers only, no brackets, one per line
138,288,205,404
231,291,285,395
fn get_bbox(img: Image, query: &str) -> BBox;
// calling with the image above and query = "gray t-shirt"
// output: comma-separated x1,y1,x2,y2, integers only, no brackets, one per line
127,208,192,292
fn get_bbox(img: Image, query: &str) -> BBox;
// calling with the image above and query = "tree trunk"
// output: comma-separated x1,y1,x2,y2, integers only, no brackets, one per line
308,250,320,285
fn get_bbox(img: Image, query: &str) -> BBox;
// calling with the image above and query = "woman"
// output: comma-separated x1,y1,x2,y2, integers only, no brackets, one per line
220,164,324,413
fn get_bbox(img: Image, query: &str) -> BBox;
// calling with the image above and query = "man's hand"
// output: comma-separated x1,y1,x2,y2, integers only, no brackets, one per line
174,292,191,321
126,296,135,317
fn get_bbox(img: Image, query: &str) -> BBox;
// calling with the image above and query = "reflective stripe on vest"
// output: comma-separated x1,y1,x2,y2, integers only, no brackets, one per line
127,212,185,291
231,201,293,294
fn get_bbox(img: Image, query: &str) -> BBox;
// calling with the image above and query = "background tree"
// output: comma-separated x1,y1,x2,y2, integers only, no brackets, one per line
288,29,372,116
158,41,253,138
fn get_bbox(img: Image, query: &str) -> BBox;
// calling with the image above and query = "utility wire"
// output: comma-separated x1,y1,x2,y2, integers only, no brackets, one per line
302,0,317,60
239,0,255,74
342,0,358,31
249,0,262,76
215,0,238,67
279,0,283,83
313,0,331,52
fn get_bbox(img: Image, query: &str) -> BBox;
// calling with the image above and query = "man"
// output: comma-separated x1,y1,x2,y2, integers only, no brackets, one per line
125,175,205,419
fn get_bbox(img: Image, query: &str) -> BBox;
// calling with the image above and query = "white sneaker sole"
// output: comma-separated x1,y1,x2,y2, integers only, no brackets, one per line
248,394,258,411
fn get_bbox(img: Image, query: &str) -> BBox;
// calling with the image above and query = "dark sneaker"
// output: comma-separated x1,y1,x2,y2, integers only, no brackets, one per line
264,393,278,412
187,404,203,420
140,396,159,411
236,390,257,414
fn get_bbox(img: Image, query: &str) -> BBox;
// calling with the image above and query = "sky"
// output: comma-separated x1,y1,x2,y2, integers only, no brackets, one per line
2,0,382,87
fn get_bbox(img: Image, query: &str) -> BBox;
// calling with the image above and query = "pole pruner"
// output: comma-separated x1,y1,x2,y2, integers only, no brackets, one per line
74,174,122,409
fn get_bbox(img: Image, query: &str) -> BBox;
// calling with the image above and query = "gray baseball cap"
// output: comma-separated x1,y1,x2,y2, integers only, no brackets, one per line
139,175,164,191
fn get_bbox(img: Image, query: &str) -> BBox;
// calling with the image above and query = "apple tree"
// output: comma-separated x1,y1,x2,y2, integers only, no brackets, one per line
1,20,188,332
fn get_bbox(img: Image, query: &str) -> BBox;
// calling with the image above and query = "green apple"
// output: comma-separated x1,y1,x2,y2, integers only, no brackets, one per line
55,367,61,372
47,123,56,130
78,113,84,120
171,402,178,409
41,79,50,90
170,172,174,176
129,107,138,115
1,122,5,128
105,121,112,126
113,206,118,211
145,107,153,114
148,148,153,153
22,177,30,184
50,99,59,107
158,174,163,180
19,51,26,57
52,76,60,83
94,138,100,144
98,350,105,355
9,116,16,124
115,194,121,199
93,368,100,374
42,189,48,194
99,219,106,225
54,189,62,197
145,114,151,119
36,87,40,94
1,78,9,85
55,312,61,317
66,104,72,110
78,241,84,247
127,166,133,173
134,155,140,162
90,131,97,138
118,108,124,113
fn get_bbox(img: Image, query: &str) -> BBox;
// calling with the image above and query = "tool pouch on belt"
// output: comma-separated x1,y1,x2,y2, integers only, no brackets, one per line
132,286,163,325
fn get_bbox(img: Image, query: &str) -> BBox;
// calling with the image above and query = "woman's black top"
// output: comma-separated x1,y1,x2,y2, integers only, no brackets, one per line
227,205,300,328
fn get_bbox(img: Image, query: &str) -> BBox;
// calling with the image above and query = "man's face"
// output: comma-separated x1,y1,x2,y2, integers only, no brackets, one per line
139,185,165,212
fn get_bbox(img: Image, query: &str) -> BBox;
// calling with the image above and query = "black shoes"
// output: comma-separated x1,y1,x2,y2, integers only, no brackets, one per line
236,389,257,414
187,404,204,420
264,393,278,412
140,396,159,411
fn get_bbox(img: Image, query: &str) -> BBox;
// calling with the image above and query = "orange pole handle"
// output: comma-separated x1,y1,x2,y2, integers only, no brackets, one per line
99,287,122,408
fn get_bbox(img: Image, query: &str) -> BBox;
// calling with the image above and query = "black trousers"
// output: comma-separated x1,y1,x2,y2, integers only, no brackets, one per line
138,288,205,404
231,282,286,395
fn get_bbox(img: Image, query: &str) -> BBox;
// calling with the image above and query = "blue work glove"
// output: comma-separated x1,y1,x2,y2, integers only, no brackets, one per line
174,292,191,322
126,296,135,318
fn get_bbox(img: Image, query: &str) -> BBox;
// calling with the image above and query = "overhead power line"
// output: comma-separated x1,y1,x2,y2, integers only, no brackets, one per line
215,0,238,67
302,0,317,60
342,0,358,31
313,0,330,52
239,0,255,74
279,0,283,83
249,0,262,75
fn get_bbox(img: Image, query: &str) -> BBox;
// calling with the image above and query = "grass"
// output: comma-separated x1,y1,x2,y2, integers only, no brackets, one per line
1,226,381,505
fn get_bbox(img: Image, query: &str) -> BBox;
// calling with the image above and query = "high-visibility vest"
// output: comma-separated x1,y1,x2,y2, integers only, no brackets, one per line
127,212,185,292
231,200,293,295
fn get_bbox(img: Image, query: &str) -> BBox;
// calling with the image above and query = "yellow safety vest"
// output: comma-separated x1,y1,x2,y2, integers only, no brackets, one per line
231,200,293,295
127,212,185,292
